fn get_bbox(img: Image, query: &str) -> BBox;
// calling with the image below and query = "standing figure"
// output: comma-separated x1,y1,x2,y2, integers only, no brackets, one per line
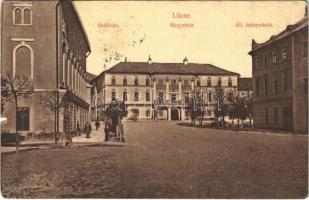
95,120,100,130
76,121,80,136
84,122,92,138
104,118,110,141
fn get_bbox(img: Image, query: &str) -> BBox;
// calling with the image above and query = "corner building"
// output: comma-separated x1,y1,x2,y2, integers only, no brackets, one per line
1,0,92,136
249,14,308,132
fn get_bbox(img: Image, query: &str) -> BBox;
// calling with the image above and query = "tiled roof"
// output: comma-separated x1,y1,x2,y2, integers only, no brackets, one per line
250,16,308,53
104,62,239,76
238,78,253,91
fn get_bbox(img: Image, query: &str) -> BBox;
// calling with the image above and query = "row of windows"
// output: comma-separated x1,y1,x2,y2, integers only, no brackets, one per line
254,42,307,69
112,91,151,102
111,76,233,87
129,108,215,118
110,91,213,103
13,7,32,25
255,71,288,96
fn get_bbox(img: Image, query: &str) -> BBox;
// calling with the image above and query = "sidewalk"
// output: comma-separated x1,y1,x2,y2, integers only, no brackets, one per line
1,122,124,154
73,123,125,146
1,140,56,154
73,122,105,143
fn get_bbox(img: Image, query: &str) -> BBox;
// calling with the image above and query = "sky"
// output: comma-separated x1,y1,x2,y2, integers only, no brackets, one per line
74,1,306,77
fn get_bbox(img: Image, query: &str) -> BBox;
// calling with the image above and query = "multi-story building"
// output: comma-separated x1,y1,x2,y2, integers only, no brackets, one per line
238,78,253,98
249,14,308,132
91,57,239,121
1,0,92,137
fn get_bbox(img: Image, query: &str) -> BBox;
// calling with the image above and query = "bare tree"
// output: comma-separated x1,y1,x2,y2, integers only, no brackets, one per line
39,91,65,145
1,71,34,152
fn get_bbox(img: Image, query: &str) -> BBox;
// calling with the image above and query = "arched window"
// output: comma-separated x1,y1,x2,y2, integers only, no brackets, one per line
23,8,32,25
14,8,22,25
13,7,32,25
13,42,33,79
111,75,116,85
228,77,232,87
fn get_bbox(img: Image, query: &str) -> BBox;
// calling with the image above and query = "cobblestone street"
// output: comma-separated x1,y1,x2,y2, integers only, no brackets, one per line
1,121,308,198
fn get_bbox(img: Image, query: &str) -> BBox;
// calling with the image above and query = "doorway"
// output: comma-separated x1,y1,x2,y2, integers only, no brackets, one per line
171,108,179,120
282,107,293,131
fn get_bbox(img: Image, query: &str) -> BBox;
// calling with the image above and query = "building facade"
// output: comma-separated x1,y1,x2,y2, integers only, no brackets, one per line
1,0,92,137
249,14,308,132
91,58,239,121
238,78,253,98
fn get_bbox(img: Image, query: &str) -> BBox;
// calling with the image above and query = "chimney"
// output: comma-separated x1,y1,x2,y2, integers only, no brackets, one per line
183,57,188,65
148,55,152,64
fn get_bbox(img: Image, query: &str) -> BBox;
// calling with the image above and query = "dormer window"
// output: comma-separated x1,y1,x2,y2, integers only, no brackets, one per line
13,6,32,25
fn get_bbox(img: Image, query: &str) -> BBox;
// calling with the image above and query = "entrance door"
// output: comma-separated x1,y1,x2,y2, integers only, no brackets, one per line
171,109,179,120
282,107,293,131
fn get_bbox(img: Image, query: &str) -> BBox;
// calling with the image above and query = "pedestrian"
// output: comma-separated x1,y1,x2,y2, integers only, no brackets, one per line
104,119,110,141
95,120,100,130
76,121,80,136
84,122,92,138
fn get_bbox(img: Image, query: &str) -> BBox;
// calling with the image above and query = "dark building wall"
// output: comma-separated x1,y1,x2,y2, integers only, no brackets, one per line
252,37,294,130
292,28,308,133
1,1,58,89
1,1,91,135
60,1,88,71
251,17,308,133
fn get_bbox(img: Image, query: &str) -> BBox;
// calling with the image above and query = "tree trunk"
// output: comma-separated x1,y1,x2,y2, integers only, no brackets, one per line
54,91,58,145
54,108,57,145
14,97,19,153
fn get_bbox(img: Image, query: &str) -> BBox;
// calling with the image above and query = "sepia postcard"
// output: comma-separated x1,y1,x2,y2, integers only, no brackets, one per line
0,0,308,198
